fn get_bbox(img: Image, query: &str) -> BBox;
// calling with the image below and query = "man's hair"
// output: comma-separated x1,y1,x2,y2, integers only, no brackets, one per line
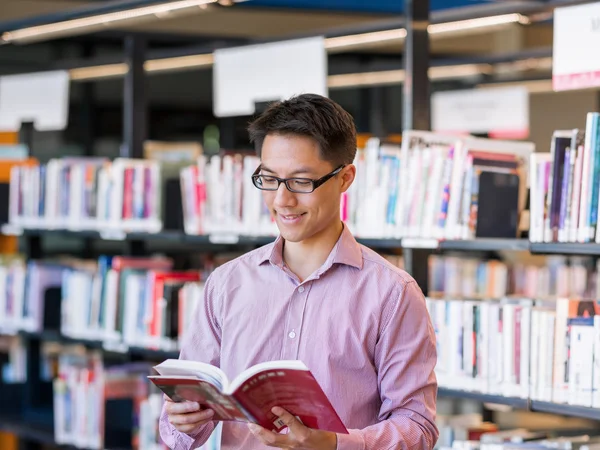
247,93,357,167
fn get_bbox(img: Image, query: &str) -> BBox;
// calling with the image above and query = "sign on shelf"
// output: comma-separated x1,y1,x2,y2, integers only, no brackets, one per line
553,2,600,91
213,36,327,117
0,70,70,132
431,86,529,139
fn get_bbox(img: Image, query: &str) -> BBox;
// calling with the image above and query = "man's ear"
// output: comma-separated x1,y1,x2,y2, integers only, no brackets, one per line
340,164,356,193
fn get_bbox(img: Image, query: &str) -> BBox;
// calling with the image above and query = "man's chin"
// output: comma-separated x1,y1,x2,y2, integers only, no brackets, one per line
277,225,306,243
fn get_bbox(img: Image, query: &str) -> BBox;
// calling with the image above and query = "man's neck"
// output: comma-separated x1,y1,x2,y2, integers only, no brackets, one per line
282,221,344,283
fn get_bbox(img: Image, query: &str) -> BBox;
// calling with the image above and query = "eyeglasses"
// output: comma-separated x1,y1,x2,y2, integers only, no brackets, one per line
251,165,346,193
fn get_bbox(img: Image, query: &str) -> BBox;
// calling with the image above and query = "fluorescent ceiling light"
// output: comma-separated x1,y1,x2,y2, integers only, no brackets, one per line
328,70,405,88
327,64,490,89
428,13,530,35
323,13,529,52
1,0,217,44
325,29,407,53
478,79,554,93
68,53,215,80
477,79,600,94
69,63,129,81
145,53,214,72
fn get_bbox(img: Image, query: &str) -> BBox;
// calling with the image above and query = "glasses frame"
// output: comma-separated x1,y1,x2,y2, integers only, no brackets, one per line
251,164,346,193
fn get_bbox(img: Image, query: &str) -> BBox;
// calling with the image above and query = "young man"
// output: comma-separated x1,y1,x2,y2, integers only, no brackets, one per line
160,94,438,450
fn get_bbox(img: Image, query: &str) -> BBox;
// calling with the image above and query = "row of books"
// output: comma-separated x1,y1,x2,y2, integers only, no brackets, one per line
530,112,600,243
0,334,26,383
8,157,171,234
426,296,600,407
396,132,532,240
180,132,533,239
0,248,405,352
447,429,600,450
429,255,600,300
6,130,534,240
49,346,167,450
0,254,206,353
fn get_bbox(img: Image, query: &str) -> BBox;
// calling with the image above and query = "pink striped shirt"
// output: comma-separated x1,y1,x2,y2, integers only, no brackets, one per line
160,225,438,449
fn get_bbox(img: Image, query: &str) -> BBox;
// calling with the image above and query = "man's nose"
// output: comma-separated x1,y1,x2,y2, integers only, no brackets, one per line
273,182,296,207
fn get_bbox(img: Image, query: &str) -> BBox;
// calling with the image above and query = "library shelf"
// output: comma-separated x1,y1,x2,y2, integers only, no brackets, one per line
438,390,600,421
0,415,131,450
530,401,600,421
529,242,600,256
18,331,179,360
437,388,529,409
439,239,530,252
401,238,529,252
14,226,405,249
0,416,56,446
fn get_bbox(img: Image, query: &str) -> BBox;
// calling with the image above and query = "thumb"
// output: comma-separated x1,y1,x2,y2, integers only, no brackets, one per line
272,407,307,435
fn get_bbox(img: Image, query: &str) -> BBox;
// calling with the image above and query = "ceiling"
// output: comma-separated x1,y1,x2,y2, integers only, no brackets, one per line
0,0,558,98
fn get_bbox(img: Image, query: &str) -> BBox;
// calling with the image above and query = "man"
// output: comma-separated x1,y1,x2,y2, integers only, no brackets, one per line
160,94,438,450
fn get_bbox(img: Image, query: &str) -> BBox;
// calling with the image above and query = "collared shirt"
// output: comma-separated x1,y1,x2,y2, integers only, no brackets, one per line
159,225,438,450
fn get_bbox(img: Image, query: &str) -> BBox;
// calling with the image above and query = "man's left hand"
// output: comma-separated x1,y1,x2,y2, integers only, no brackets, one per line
248,407,337,449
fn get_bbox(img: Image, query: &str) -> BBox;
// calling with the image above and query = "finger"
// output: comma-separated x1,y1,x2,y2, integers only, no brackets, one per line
169,409,214,426
166,401,200,414
163,394,173,403
248,423,290,448
272,407,308,436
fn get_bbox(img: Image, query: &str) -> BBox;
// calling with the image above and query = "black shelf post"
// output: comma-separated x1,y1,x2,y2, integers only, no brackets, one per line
18,121,45,450
401,0,432,296
123,34,147,257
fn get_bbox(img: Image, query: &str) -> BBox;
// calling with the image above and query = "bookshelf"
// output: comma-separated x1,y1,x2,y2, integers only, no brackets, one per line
1,2,599,450
437,390,600,422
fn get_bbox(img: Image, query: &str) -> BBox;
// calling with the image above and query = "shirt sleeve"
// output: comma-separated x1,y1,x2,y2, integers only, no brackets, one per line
158,271,223,450
336,280,439,450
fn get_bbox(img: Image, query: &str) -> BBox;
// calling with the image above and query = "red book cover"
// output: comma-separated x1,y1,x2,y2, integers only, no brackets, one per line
149,271,202,339
123,167,134,219
148,359,348,435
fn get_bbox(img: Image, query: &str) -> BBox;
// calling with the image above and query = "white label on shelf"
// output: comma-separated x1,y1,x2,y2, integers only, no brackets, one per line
99,230,127,241
1,224,23,236
553,2,600,91
432,86,529,139
0,70,70,132
103,341,129,354
213,36,327,117
402,238,439,249
209,233,240,244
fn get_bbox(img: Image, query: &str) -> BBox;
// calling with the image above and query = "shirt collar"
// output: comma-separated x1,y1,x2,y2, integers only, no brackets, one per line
258,224,363,271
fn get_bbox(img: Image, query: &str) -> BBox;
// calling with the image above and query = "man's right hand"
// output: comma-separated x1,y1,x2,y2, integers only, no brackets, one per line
164,397,215,435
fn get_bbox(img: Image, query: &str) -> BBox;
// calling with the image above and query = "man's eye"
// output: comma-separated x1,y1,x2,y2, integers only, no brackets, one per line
262,176,277,183
293,180,311,186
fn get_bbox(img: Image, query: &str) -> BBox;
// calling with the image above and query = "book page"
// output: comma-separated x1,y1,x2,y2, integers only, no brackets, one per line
153,359,227,391
229,360,308,393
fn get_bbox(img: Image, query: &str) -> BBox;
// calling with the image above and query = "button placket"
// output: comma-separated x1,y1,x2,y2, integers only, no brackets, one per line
282,283,310,359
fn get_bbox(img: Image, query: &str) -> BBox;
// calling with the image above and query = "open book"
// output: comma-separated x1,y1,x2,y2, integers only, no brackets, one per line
148,359,348,434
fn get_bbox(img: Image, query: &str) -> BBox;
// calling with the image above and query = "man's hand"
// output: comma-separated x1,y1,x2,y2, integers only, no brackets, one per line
164,396,215,435
248,407,337,449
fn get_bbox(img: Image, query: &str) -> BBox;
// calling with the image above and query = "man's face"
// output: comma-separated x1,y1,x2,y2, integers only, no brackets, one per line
259,133,352,243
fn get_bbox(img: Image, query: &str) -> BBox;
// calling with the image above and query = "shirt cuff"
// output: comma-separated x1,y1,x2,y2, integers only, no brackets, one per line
336,430,365,450
175,421,216,449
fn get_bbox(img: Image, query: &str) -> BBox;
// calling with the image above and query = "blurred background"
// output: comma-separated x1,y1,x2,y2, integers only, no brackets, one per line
1,2,600,450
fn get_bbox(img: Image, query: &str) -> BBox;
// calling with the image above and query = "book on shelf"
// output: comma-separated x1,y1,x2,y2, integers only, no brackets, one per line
149,358,349,434
427,295,600,407
530,113,600,244
178,131,534,241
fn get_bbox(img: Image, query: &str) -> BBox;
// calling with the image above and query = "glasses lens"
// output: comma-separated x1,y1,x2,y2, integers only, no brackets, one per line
287,179,314,193
255,175,279,190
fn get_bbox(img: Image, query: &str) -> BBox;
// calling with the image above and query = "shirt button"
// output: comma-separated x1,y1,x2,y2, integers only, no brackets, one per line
298,286,305,293
288,331,296,339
